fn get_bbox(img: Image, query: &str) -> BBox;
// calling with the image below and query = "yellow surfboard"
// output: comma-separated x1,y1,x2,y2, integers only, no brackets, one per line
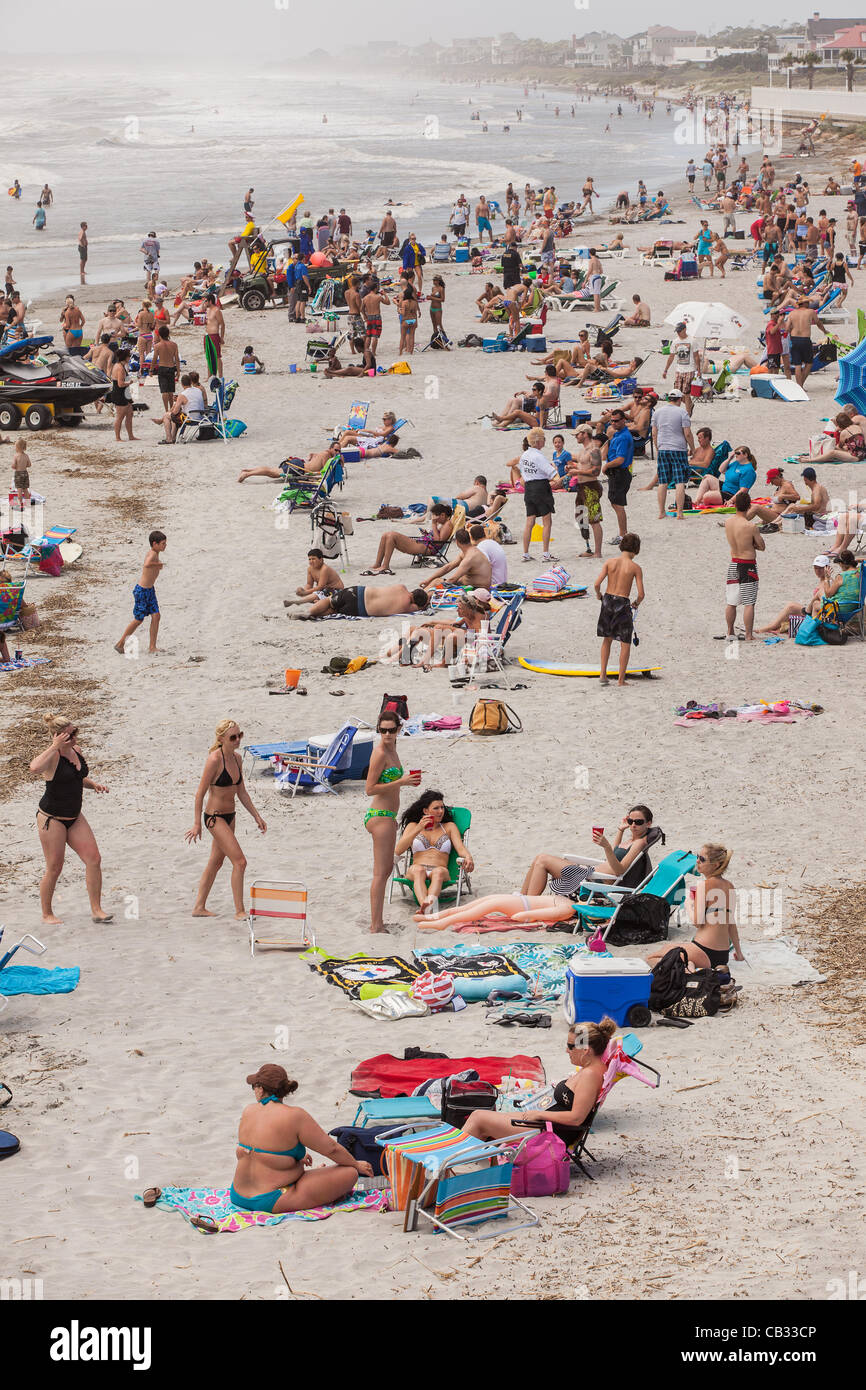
518,657,660,678
276,194,304,226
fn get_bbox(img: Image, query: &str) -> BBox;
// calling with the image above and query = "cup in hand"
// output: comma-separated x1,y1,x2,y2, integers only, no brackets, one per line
591,825,605,841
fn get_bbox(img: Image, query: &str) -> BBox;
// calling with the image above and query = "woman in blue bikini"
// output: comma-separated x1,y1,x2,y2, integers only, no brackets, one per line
364,710,421,932
230,1065,371,1214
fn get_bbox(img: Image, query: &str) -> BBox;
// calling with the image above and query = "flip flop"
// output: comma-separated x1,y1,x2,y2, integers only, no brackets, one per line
189,1214,219,1233
92,914,114,923
142,1187,162,1208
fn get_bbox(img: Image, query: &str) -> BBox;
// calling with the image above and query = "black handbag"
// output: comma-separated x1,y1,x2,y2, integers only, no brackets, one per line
440,1078,497,1129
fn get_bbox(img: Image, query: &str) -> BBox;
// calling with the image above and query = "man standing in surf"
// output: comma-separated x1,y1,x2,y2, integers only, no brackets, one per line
204,295,225,378
78,222,88,285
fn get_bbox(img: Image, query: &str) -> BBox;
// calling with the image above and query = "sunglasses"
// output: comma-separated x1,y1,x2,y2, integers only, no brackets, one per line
228,732,243,742
626,816,646,826
696,853,709,863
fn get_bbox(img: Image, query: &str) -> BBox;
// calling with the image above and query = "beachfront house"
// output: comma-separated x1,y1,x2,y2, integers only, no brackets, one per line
806,12,866,46
567,32,624,69
628,26,698,67
491,33,523,66
817,23,866,61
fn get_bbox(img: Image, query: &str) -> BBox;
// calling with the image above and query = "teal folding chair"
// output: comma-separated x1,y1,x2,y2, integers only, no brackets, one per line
572,850,697,939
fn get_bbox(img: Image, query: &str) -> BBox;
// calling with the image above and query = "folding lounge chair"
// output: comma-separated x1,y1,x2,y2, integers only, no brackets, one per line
243,740,308,777
275,722,360,797
248,880,313,956
590,313,623,346
352,1096,439,1128
571,851,697,939
1,526,77,579
388,806,472,908
0,930,46,1015
0,581,25,637
376,1121,539,1240
310,500,349,569
453,589,525,688
282,457,344,514
840,562,866,637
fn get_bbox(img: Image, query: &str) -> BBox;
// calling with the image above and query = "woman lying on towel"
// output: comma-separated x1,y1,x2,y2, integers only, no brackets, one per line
461,1019,617,1144
414,889,581,928
396,789,474,911
646,843,743,970
521,805,662,899
230,1065,372,1214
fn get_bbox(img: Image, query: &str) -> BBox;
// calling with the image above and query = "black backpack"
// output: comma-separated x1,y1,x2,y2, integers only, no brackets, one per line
605,893,671,947
661,969,723,1020
379,692,409,724
649,946,689,1011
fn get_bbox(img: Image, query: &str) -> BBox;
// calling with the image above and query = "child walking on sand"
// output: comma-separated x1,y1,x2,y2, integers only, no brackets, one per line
11,438,31,506
594,532,644,686
114,530,166,655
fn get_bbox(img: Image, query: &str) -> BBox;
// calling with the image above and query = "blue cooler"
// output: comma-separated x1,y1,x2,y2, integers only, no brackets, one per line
523,335,546,351
570,410,592,427
563,957,653,1028
307,729,375,782
455,246,469,264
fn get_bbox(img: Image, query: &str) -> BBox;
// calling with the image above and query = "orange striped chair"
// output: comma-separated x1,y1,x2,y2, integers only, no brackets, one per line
248,880,313,956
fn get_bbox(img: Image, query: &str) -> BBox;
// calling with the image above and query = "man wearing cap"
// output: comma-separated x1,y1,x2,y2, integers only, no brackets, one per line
757,555,838,634
652,391,694,521
772,468,830,528
721,490,765,641
662,322,697,414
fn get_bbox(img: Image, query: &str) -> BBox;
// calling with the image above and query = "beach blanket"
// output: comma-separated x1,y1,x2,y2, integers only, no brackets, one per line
732,936,825,986
0,656,51,674
134,1185,387,1233
418,940,591,1001
302,949,422,999
350,1052,546,1097
0,965,80,995
525,586,587,603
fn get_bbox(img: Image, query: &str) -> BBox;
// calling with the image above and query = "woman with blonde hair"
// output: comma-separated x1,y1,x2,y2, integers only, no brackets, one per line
185,719,266,918
647,843,743,970
30,714,112,925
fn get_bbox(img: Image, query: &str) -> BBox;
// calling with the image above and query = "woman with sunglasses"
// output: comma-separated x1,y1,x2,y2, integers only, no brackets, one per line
460,1018,617,1144
30,714,112,925
647,843,743,970
185,719,266,919
364,712,422,933
693,446,757,509
520,805,662,900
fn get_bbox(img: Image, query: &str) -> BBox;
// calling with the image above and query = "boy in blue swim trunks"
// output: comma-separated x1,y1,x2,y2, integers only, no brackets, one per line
114,530,166,655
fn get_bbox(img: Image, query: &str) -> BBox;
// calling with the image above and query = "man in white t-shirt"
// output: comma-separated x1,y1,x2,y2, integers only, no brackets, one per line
469,522,508,586
519,427,557,562
652,390,695,520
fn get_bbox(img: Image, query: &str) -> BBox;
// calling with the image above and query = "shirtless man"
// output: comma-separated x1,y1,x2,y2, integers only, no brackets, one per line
84,334,114,411
418,529,493,592
624,294,651,326
114,530,167,655
344,276,365,353
376,210,397,260
283,547,344,607
476,196,494,244
78,222,88,284
720,189,737,237
475,282,502,314
594,533,644,686
787,299,828,387
770,468,830,530
362,280,390,365
204,295,225,376
292,583,431,620
586,248,604,314
152,325,180,409
723,491,765,641
567,427,604,559
93,302,123,342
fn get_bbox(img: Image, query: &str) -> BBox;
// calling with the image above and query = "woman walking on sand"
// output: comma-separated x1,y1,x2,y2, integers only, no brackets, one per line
30,714,112,925
185,719,267,918
364,710,421,932
107,348,137,441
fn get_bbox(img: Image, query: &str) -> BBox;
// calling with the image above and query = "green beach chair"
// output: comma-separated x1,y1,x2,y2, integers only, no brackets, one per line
388,806,472,908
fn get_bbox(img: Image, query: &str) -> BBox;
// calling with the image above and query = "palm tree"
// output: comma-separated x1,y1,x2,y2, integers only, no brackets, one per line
802,51,821,90
839,48,859,92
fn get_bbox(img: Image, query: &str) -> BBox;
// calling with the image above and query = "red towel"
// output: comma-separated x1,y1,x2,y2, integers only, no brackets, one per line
350,1052,545,1097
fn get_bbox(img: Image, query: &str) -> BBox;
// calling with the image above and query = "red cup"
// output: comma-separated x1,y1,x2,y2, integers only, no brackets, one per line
410,768,422,777
591,825,604,838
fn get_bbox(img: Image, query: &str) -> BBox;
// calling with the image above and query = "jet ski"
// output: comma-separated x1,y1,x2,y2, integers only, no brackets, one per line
0,335,110,430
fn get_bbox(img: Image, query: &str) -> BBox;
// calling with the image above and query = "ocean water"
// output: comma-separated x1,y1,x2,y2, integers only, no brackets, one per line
0,62,686,300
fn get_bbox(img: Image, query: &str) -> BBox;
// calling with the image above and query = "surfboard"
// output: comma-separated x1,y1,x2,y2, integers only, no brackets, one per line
203,334,219,377
518,657,659,678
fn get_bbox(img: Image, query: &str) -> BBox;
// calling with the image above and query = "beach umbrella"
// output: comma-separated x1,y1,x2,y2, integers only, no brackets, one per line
835,336,866,416
663,302,749,340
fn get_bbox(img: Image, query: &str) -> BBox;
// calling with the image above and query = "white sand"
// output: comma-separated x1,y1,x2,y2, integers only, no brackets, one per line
3,189,866,1301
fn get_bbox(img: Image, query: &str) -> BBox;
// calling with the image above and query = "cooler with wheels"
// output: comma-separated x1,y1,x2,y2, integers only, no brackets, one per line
563,957,653,1028
306,728,375,782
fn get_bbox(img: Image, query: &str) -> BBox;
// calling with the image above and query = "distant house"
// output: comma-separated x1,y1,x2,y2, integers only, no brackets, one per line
767,33,808,68
670,45,758,66
568,31,623,68
436,37,492,64
491,32,522,66
629,26,698,66
806,12,866,46
817,23,866,60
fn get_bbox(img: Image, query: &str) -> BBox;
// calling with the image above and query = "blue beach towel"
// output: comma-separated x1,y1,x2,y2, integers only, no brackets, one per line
0,966,80,995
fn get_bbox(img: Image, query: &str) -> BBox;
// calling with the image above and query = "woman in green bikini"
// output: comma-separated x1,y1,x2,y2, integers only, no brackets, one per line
365,710,421,932
230,1065,371,1214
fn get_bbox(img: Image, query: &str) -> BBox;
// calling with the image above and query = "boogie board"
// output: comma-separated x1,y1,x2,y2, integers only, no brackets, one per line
751,375,809,402
59,542,83,566
519,657,659,678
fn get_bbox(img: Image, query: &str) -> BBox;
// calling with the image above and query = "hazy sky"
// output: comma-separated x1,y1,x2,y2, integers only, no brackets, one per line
5,1,855,53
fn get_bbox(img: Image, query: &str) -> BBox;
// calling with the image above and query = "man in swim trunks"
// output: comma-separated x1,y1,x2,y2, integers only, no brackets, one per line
787,299,829,388
377,210,397,257
476,196,494,244
204,294,225,376
586,248,604,313
152,325,180,409
594,532,644,686
114,530,167,655
723,491,765,641
78,222,88,284
362,280,390,365
344,275,365,353
293,583,431,621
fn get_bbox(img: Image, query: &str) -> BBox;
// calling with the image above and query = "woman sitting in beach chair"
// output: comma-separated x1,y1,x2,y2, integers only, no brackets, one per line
361,503,455,575
646,844,743,970
395,789,474,912
384,590,491,669
520,805,663,899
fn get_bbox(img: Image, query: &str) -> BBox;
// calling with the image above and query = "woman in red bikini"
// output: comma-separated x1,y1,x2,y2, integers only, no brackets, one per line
185,719,267,918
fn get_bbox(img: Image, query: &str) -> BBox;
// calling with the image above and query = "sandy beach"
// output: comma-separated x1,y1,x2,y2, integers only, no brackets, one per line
3,165,866,1304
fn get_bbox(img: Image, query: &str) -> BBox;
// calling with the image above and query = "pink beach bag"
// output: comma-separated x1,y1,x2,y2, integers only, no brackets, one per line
510,1122,571,1198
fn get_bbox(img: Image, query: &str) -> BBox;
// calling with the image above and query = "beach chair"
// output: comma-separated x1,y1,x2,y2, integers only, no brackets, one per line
571,851,697,939
388,805,472,909
0,581,25,636
282,456,344,514
310,500,350,569
248,880,313,956
454,588,525,687
1,526,77,579
242,739,308,778
590,313,623,347
841,561,866,637
376,1121,539,1240
274,722,360,798
431,242,452,264
352,1095,440,1128
0,929,46,1015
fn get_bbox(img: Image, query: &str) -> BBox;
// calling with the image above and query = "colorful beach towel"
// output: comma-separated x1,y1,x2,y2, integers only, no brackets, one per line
134,1185,387,1233
303,948,422,999
0,965,80,995
0,656,51,674
418,940,591,1001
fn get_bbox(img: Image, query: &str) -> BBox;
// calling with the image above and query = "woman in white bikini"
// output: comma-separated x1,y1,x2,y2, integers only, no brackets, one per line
396,790,474,912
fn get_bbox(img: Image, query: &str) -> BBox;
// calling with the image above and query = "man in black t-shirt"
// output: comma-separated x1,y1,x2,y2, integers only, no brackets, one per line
501,246,522,289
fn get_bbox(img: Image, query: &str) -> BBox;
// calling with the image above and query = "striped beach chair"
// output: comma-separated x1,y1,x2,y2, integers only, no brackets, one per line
377,1122,539,1241
247,880,313,956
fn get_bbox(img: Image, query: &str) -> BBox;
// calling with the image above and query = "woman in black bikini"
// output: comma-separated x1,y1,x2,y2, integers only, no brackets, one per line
461,1018,618,1144
108,347,137,442
185,719,267,919
647,843,743,970
30,714,112,926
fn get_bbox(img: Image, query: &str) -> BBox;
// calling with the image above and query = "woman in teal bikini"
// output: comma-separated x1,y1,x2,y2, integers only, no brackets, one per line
230,1065,371,1214
364,711,421,932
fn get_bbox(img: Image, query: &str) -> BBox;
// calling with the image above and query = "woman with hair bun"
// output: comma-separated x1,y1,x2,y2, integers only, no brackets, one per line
461,1019,618,1143
647,842,743,969
229,1065,372,1213
29,714,112,925
185,718,266,918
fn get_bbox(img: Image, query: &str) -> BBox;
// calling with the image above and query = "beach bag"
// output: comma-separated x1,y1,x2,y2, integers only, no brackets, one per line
605,893,670,947
412,970,456,1008
469,699,522,736
379,692,409,724
19,602,39,630
649,946,689,1012
794,616,826,647
387,361,412,375
459,334,483,348
818,621,847,646
661,968,722,1020
440,1078,497,1129
510,1124,571,1198
328,1125,391,1176
38,546,63,577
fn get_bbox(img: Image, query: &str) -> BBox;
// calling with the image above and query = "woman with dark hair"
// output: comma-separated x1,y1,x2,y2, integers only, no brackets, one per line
228,1065,372,1215
364,711,421,932
520,805,663,899
108,347,137,441
396,790,474,912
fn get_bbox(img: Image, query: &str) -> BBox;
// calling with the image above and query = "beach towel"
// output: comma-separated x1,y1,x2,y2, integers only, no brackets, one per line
418,940,592,1001
0,965,80,995
350,1052,546,1097
302,948,422,999
731,937,825,986
133,1185,387,1233
0,656,51,674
